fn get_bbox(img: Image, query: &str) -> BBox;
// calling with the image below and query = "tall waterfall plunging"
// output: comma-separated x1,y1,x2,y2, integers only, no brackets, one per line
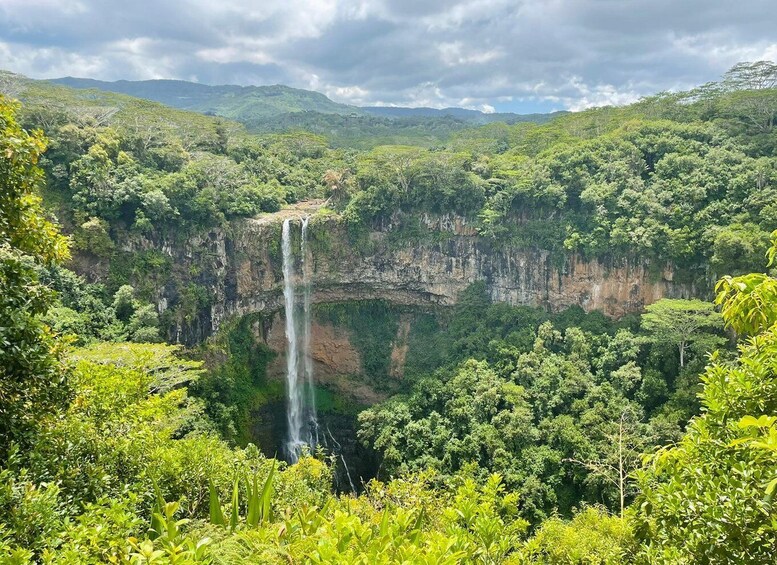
281,217,318,463
300,216,319,447
281,219,302,460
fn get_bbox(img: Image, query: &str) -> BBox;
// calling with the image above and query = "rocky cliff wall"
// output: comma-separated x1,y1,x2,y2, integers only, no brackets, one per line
150,205,698,345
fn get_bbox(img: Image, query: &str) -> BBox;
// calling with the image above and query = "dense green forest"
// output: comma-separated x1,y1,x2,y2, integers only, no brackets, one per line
1,61,777,563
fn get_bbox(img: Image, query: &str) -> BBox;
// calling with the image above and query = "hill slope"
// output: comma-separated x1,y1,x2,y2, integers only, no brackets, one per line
47,75,558,147
51,76,361,120
52,76,554,125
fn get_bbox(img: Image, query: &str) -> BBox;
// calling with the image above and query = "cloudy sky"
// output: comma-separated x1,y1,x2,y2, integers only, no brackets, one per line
1,0,775,113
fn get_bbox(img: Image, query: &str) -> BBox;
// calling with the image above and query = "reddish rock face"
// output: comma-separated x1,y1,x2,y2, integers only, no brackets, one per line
211,212,697,337
264,314,361,378
262,313,391,405
109,205,701,345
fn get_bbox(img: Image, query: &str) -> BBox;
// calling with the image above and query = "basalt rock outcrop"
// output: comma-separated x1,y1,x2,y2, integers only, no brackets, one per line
152,204,698,347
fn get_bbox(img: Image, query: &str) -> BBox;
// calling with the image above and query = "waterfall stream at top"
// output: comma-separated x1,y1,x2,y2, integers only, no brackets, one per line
282,217,318,463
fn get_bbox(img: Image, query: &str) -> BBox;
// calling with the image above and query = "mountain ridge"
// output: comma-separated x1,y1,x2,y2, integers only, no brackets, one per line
51,76,360,119
50,76,557,124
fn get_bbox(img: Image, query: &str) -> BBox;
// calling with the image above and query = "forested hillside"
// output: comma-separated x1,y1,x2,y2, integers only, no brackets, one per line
1,61,776,563
51,77,362,120
50,76,556,149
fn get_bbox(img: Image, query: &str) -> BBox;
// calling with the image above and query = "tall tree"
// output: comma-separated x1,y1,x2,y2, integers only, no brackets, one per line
565,407,651,518
641,299,723,368
723,60,777,90
0,96,70,460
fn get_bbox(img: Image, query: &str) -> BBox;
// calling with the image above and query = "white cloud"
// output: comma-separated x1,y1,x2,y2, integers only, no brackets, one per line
438,42,503,67
563,77,643,111
324,84,370,104
673,34,777,69
196,46,275,66
1,0,775,111
0,41,107,79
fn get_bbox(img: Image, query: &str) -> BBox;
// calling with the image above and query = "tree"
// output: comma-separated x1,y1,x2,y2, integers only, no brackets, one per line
634,324,777,563
635,234,777,563
522,506,637,563
323,168,353,205
0,71,24,100
720,89,777,133
723,60,777,91
0,96,70,459
715,229,777,336
641,299,723,368
564,407,650,518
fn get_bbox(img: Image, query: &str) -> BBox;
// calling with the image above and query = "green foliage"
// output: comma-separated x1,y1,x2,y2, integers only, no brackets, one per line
40,271,163,345
710,222,773,274
641,298,724,368
356,290,701,522
632,223,777,562
72,216,114,257
12,77,348,246
206,462,276,531
0,341,333,563
0,96,70,460
521,506,637,563
205,472,529,564
4,63,777,563
715,229,777,336
71,341,204,393
634,327,777,563
194,314,278,443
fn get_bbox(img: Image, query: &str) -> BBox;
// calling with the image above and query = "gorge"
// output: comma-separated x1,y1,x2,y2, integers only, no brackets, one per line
149,203,699,349
114,203,705,483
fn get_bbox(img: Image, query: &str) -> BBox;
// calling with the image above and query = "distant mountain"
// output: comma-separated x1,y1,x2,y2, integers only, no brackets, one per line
363,106,491,119
362,106,562,124
50,77,362,121
40,75,564,148
51,77,557,127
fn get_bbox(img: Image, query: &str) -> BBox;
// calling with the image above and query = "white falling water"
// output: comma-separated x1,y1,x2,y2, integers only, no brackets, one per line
282,217,318,463
282,219,304,461
327,426,357,495
300,216,319,447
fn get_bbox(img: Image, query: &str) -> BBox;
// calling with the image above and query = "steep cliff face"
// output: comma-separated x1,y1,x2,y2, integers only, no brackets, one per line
263,313,389,404
159,206,697,345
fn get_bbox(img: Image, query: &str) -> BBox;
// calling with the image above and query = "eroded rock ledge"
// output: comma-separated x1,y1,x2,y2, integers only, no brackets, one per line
153,205,698,345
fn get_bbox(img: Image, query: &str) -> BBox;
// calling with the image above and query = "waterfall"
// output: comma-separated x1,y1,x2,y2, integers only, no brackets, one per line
300,216,319,447
282,217,318,463
282,219,303,461
328,427,357,495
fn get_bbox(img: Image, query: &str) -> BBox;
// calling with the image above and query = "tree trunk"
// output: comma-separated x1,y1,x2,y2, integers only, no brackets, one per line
618,414,625,519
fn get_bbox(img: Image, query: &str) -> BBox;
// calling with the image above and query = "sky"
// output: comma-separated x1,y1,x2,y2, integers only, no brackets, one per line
1,0,776,113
